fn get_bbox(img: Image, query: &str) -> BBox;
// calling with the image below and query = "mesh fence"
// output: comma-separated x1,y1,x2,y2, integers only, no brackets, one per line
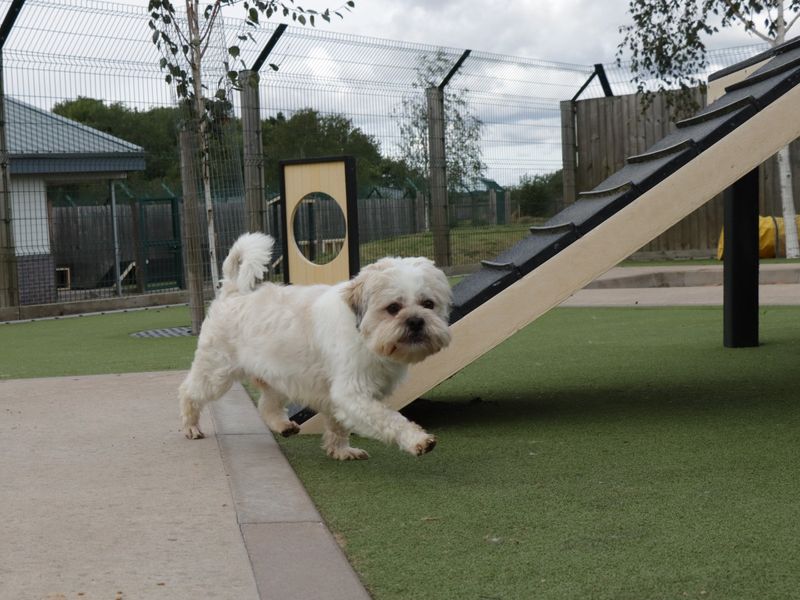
0,0,769,312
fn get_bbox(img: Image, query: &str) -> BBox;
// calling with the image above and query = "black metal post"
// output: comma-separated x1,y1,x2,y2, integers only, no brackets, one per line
252,23,287,73
0,0,25,310
593,63,613,97
723,168,760,348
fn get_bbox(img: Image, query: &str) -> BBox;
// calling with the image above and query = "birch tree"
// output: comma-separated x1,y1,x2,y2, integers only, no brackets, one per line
395,51,485,195
619,0,800,257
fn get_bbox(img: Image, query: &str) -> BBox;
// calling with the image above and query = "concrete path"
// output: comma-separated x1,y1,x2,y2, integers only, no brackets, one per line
0,372,370,600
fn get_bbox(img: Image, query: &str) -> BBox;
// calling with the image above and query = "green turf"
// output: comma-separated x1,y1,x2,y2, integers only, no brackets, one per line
276,306,800,600
3,305,800,598
0,307,195,379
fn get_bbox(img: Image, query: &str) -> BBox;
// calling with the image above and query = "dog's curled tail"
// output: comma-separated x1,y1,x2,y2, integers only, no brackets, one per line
221,232,275,296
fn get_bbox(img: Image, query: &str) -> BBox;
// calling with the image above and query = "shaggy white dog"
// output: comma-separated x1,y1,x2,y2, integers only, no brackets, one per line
180,232,453,459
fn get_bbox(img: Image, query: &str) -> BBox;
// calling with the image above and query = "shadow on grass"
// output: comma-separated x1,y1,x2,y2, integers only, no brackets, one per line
403,377,796,433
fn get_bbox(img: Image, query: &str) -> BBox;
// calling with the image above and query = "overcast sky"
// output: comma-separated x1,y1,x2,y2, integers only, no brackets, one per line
215,0,766,66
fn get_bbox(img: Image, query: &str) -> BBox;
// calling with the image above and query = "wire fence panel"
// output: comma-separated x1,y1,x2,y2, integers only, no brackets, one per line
0,0,771,315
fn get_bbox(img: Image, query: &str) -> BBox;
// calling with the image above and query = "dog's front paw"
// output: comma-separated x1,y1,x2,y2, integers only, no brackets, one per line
185,425,205,440
279,421,301,437
326,446,370,461
402,430,436,456
413,434,436,456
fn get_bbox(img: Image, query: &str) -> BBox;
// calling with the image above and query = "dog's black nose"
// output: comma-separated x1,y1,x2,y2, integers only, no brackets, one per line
406,316,425,332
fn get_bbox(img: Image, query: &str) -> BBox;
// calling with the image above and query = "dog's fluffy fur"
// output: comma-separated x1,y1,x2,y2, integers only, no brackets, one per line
179,232,453,459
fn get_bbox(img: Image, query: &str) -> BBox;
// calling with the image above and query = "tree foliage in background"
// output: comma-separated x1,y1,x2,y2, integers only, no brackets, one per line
395,51,485,195
618,0,800,115
53,97,182,185
511,170,563,218
262,109,419,195
53,99,416,199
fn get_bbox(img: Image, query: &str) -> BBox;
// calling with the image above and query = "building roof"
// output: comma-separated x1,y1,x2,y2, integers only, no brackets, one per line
5,97,146,176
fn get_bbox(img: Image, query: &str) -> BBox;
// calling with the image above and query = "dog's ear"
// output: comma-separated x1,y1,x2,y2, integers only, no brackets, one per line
342,275,366,329
342,261,393,328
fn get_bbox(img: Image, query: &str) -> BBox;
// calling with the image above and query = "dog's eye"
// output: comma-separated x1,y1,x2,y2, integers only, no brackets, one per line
386,303,402,316
421,299,435,310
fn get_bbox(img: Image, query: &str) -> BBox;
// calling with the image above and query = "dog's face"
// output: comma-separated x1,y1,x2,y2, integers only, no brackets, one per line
344,257,452,364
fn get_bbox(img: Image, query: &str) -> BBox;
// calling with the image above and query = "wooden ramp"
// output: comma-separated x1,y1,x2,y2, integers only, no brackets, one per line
300,38,800,434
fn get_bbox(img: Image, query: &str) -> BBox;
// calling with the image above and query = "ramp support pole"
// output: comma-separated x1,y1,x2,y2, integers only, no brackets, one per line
723,168,759,348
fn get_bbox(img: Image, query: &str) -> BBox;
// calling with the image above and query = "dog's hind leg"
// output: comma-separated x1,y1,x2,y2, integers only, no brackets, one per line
179,363,234,440
321,415,369,461
253,378,300,437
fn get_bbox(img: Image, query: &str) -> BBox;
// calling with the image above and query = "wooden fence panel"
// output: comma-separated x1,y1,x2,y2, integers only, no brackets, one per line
559,88,800,257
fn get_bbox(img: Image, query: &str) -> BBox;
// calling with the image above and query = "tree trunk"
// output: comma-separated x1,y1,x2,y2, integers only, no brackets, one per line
180,128,206,335
776,145,799,257
188,2,220,293
426,86,451,267
771,18,799,258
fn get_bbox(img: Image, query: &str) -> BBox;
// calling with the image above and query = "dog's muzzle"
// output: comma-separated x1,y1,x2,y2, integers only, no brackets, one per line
404,316,428,344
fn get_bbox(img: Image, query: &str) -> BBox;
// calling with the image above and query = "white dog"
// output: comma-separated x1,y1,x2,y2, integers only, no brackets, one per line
179,232,453,460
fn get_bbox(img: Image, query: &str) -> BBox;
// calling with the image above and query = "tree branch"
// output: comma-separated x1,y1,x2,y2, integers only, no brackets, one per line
785,10,800,34
719,0,774,43
199,1,223,59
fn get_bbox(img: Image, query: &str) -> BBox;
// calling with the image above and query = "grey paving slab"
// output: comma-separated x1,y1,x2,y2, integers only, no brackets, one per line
0,371,259,600
210,386,373,599
242,522,372,600
562,282,800,307
590,263,800,288
214,433,322,524
211,385,270,435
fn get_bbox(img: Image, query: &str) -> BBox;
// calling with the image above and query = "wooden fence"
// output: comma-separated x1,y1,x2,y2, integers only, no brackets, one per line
561,90,800,257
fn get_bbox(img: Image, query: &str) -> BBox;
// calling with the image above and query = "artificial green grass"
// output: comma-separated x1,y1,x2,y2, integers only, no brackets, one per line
360,224,534,265
3,305,800,598
0,306,195,379
277,306,800,600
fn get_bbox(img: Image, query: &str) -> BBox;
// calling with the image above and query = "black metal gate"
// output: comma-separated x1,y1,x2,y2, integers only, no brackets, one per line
137,197,184,291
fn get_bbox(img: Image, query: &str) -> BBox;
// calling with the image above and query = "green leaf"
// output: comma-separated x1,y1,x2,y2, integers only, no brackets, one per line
159,57,168,69
269,63,279,71
229,45,240,58
249,7,259,23
152,30,159,44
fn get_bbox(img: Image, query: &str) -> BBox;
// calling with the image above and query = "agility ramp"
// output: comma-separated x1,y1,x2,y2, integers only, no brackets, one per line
300,38,800,434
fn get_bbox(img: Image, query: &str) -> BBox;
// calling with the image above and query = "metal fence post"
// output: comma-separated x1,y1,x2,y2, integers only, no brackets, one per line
426,85,450,267
110,180,122,296
425,49,471,268
0,0,25,310
0,48,17,309
240,69,264,233
560,99,578,205
240,23,287,241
